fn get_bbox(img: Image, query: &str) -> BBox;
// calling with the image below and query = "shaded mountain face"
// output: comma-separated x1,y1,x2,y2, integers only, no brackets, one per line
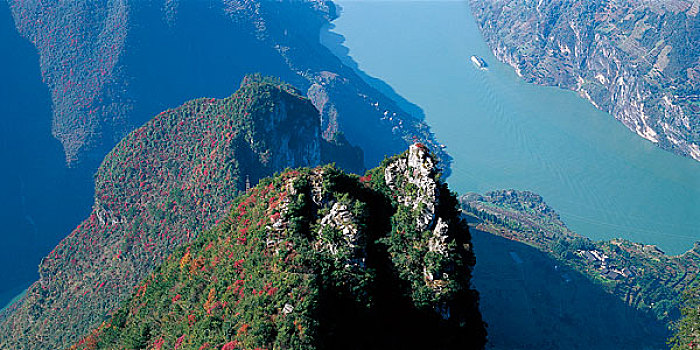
470,0,700,161
0,76,357,349
468,230,670,350
69,145,486,350
6,0,447,168
0,0,95,304
460,189,700,348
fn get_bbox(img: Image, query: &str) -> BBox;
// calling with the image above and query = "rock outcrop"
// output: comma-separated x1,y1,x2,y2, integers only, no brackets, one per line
368,145,479,322
385,143,439,231
315,202,362,261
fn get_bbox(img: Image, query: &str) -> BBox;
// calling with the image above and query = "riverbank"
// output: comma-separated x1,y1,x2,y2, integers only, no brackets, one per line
0,287,27,314
461,190,699,323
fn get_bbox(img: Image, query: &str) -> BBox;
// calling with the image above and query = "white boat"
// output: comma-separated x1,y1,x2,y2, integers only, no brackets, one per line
470,55,488,70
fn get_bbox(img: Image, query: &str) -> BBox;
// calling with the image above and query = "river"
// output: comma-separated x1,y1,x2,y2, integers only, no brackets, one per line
322,0,700,255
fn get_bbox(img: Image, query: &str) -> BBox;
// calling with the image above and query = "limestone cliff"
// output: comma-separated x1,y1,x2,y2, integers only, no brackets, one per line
470,0,700,161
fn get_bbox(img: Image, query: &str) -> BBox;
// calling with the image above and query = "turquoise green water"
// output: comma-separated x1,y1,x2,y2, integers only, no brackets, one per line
324,1,700,255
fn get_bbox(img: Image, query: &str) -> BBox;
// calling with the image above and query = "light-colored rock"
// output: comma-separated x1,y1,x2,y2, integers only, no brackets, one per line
384,144,455,290
313,198,365,268
429,218,450,256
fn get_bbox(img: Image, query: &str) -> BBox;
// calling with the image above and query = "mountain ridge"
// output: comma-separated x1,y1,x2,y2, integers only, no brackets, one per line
0,75,361,350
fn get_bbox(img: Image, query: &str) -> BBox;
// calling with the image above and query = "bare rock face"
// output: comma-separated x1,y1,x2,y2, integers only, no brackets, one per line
429,217,450,257
311,167,366,271
315,202,363,263
385,144,439,231
382,144,467,300
257,88,322,172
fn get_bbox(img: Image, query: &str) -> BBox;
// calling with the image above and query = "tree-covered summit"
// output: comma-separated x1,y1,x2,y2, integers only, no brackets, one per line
0,75,351,350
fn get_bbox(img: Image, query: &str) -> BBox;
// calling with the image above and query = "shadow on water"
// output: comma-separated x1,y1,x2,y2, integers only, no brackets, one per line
470,228,670,350
320,20,426,123
0,0,94,307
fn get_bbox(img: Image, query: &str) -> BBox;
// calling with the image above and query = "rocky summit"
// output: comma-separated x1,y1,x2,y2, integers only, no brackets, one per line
69,146,486,350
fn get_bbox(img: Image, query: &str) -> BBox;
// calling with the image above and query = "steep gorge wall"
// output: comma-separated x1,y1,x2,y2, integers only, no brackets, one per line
0,0,96,305
470,0,700,161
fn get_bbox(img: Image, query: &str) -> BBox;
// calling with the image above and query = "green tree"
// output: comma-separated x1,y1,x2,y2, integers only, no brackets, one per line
122,323,151,350
669,286,700,350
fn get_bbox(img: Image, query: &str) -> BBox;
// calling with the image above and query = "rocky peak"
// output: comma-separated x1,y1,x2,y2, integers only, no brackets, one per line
67,157,486,350
407,143,436,176
385,143,439,231
372,145,479,322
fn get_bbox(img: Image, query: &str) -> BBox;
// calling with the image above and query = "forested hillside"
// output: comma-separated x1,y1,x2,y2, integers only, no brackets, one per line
1,0,448,305
0,75,357,350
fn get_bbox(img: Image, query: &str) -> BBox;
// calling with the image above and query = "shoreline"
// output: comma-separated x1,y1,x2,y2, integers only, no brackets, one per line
0,287,28,314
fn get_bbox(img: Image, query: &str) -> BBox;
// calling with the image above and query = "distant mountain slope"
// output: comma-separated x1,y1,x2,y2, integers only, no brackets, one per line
69,145,485,350
0,75,356,349
470,0,700,161
0,0,95,306
461,190,700,323
6,0,446,168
